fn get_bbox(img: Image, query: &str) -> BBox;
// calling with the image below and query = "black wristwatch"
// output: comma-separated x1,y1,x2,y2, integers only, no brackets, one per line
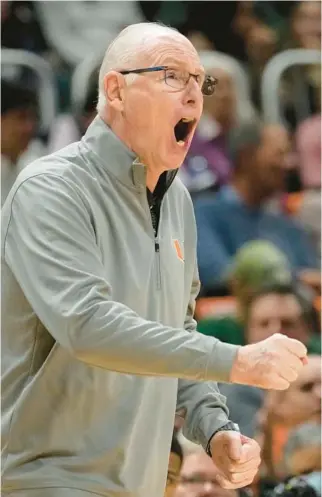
206,422,240,457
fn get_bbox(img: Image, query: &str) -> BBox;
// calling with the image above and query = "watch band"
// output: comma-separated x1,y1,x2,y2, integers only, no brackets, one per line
206,422,240,457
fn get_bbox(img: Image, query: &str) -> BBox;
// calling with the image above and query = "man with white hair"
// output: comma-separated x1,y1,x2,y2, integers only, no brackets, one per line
1,23,307,497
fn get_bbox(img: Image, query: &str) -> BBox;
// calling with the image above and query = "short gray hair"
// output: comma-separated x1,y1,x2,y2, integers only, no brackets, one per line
97,22,181,113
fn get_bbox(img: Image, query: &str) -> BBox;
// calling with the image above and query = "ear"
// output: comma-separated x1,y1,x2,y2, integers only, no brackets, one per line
103,71,125,112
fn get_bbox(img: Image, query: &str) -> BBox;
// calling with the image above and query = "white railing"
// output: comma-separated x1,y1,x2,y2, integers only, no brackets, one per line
261,49,321,125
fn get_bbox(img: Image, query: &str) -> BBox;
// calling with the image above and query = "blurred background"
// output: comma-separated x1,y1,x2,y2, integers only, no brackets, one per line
1,1,321,496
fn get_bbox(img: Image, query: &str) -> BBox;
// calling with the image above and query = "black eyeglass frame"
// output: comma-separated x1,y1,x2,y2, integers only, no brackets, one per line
119,66,218,96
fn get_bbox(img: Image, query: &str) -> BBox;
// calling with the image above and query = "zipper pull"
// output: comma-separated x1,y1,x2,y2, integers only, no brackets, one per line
155,242,160,253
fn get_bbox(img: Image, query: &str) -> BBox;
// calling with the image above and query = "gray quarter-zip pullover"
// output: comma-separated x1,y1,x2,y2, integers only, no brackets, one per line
1,116,238,497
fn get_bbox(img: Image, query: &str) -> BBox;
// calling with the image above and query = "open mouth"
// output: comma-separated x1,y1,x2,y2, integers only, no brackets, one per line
174,118,195,145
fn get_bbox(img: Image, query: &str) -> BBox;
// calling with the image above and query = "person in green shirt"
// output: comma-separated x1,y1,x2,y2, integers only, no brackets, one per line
197,240,321,355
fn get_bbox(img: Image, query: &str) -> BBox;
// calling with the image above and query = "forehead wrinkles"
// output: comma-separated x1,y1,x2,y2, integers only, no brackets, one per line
145,38,201,71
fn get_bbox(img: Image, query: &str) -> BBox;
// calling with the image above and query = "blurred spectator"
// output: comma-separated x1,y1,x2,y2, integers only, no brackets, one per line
198,240,292,343
296,113,321,190
35,1,143,67
174,450,244,497
1,78,40,206
208,282,320,438
293,189,321,258
186,31,214,52
182,2,249,61
1,1,48,54
280,1,321,129
229,240,293,315
48,78,97,153
194,120,319,289
142,2,249,60
293,112,321,255
179,51,256,196
178,57,238,195
270,474,321,497
166,432,183,497
257,355,321,481
283,422,321,478
244,23,279,110
246,284,320,351
287,1,321,51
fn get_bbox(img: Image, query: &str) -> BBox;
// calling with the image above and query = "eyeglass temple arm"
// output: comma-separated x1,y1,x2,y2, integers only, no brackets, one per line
119,66,167,75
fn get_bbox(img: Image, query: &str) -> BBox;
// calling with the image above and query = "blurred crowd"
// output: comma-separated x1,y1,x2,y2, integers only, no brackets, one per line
1,1,321,497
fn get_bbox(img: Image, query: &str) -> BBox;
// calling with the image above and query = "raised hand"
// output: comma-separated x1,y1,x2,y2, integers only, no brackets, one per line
230,333,307,390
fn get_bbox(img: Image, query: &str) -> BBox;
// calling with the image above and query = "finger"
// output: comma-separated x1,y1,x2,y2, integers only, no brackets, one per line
238,441,261,465
282,337,307,358
287,354,305,373
215,449,241,479
268,374,290,390
226,460,261,476
219,453,261,475
226,453,261,474
224,432,243,461
228,468,260,485
278,365,299,383
216,474,239,490
216,472,256,490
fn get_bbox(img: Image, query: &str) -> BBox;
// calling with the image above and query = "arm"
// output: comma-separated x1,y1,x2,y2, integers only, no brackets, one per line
3,173,238,381
177,262,234,449
194,200,231,287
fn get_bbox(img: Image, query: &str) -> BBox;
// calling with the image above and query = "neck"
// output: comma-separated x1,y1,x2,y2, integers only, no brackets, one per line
146,168,161,193
232,175,266,207
100,111,164,193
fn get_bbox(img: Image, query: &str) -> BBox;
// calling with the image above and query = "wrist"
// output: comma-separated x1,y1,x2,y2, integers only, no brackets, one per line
230,344,252,385
206,422,240,457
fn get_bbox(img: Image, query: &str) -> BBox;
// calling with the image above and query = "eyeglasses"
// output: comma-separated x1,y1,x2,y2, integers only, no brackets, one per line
119,66,218,96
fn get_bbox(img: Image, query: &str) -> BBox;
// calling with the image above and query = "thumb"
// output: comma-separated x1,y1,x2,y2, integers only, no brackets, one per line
224,432,242,461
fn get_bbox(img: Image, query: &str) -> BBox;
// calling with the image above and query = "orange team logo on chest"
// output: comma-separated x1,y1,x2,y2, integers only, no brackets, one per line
173,239,184,262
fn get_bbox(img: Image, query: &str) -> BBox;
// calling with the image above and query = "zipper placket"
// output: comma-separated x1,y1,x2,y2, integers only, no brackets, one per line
154,239,161,290
149,200,162,290
143,171,176,291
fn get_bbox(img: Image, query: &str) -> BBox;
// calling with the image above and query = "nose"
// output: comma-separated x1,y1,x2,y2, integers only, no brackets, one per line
267,319,282,336
182,77,202,108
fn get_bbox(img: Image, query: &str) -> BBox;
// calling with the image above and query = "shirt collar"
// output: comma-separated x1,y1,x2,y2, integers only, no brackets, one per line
81,115,177,193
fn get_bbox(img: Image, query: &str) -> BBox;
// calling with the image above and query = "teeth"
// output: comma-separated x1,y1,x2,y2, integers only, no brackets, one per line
177,140,185,146
181,118,194,123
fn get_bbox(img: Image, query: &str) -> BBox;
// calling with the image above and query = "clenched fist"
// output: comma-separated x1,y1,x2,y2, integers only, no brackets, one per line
230,333,307,390
210,431,261,489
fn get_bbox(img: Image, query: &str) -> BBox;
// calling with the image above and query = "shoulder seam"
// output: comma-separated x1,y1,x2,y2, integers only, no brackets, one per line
3,172,89,258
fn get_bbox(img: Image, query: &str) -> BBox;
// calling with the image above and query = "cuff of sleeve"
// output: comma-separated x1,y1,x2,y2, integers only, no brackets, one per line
205,422,240,456
205,341,240,383
196,411,230,451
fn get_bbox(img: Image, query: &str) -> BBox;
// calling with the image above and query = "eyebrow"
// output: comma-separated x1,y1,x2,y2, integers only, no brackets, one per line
160,59,205,75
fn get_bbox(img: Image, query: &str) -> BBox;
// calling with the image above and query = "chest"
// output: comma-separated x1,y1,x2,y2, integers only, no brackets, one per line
87,182,191,325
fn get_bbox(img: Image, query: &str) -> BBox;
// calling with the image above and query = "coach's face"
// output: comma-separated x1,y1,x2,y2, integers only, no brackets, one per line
105,35,204,175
